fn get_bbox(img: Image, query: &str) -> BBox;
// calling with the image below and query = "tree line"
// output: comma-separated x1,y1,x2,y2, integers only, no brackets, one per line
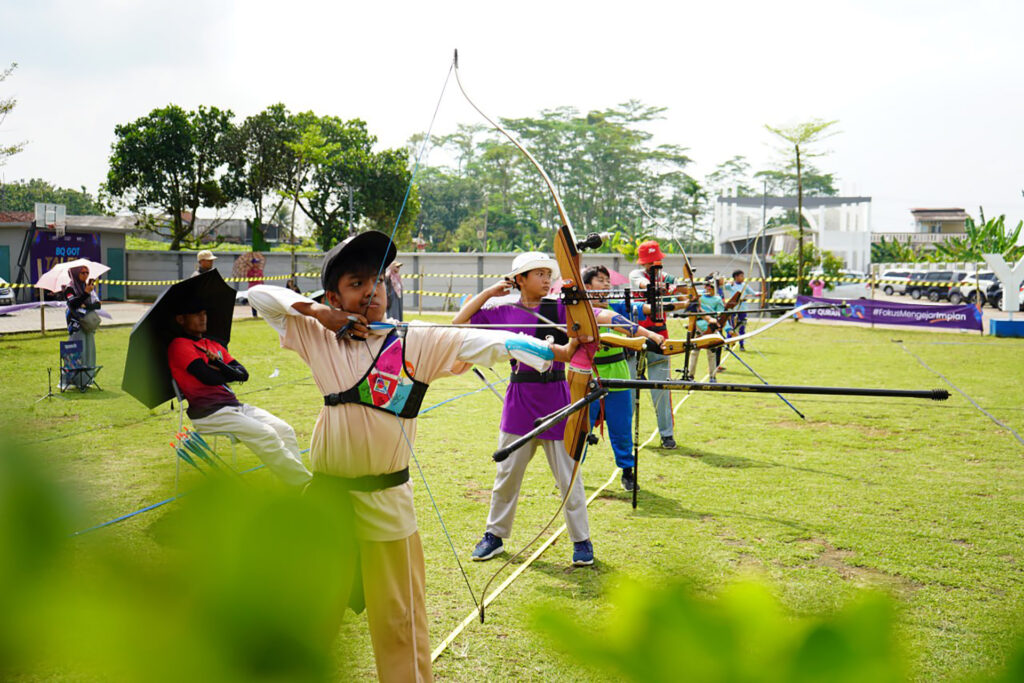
413,104,840,258
103,104,413,251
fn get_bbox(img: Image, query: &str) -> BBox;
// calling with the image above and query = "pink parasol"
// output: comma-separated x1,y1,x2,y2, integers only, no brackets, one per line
231,251,267,278
34,258,110,293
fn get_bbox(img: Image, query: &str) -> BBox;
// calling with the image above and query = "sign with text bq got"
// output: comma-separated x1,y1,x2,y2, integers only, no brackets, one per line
30,232,102,282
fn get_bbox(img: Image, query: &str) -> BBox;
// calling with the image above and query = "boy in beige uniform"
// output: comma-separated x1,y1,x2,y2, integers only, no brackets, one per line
248,231,582,682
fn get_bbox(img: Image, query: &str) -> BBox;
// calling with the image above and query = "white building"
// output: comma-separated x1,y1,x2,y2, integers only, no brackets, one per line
714,195,872,272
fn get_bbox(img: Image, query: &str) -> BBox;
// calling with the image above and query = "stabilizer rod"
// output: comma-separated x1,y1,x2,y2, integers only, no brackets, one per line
492,384,608,462
599,378,950,401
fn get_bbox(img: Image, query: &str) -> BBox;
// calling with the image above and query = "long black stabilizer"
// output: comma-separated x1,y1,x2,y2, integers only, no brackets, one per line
599,378,950,401
492,384,608,462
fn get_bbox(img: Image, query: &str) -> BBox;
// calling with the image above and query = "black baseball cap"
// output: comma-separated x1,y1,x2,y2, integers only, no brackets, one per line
321,231,397,292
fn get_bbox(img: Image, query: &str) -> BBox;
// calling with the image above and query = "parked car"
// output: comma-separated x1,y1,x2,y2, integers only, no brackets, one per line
957,271,998,306
0,278,14,307
906,270,959,302
878,270,912,296
235,290,249,306
986,280,1024,311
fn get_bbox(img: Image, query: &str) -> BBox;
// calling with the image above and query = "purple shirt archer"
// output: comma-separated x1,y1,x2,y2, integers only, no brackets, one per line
471,298,569,439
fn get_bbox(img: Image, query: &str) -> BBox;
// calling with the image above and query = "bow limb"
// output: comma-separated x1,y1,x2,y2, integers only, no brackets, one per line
454,52,599,462
456,52,606,623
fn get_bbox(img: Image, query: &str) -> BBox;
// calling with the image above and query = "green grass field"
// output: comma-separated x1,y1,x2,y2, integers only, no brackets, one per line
2,316,1022,680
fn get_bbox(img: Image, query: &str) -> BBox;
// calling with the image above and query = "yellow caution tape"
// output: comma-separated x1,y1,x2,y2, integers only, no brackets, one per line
2,271,978,290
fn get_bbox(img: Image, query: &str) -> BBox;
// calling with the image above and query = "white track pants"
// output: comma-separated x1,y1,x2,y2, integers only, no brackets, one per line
192,404,312,486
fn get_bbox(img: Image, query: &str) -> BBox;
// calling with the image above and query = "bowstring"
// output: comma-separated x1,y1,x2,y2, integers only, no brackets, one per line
346,59,481,610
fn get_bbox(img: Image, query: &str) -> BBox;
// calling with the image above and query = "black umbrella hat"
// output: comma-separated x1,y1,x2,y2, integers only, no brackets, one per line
122,270,236,409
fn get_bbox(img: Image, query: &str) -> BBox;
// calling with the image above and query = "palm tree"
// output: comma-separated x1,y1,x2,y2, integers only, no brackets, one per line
764,119,839,294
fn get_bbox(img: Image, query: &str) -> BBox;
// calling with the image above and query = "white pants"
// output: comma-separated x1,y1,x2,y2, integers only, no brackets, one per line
192,404,312,486
486,431,590,543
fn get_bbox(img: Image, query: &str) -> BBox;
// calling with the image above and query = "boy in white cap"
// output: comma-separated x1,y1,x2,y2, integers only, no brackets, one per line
454,252,626,567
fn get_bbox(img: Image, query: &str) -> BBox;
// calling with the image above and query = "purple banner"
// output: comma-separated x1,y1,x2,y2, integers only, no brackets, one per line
30,231,101,282
795,296,983,332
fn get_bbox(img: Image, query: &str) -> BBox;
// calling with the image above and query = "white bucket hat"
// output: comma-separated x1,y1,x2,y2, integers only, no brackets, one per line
507,251,560,280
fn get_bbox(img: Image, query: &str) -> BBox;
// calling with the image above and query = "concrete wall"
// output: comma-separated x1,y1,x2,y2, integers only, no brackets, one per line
124,250,325,300
123,249,763,309
403,252,764,312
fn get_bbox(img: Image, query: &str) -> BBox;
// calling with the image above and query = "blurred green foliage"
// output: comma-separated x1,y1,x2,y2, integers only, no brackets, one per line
535,578,1024,683
0,435,351,681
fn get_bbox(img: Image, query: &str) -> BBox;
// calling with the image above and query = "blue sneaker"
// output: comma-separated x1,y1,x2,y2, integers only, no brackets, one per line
572,539,594,566
471,532,504,561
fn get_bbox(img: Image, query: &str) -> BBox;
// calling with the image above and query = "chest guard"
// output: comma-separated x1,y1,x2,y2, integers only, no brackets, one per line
323,331,429,419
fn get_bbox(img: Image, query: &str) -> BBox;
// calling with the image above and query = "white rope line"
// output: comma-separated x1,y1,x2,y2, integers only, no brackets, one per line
431,378,705,662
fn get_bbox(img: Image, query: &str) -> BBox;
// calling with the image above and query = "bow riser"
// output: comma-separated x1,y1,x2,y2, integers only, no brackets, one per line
551,223,601,462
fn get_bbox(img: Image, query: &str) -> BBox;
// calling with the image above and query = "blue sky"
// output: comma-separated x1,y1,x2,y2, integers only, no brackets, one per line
2,0,1021,232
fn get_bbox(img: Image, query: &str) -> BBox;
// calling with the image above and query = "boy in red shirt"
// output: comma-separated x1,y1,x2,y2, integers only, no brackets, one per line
167,296,312,486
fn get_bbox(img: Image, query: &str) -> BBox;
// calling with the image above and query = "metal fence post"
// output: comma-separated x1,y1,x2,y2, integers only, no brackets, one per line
414,254,422,316
39,287,46,335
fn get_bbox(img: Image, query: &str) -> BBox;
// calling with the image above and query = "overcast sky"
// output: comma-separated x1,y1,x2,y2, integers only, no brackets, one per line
2,0,1022,232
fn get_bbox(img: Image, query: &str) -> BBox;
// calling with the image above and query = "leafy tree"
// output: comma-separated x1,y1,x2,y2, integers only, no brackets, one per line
222,103,298,249
764,119,840,294
414,167,483,248
932,213,1024,263
105,105,235,250
291,115,415,251
705,155,756,198
871,235,920,263
0,63,26,166
771,237,843,292
0,178,105,214
754,163,838,197
416,100,695,254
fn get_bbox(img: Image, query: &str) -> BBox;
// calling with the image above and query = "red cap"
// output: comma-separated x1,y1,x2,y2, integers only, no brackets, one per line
636,240,665,264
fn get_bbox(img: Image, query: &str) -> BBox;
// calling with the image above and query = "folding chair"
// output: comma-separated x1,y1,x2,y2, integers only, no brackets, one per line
171,378,238,493
60,340,102,392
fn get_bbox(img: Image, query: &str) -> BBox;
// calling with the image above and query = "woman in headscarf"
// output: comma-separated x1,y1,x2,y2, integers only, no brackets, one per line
63,266,102,389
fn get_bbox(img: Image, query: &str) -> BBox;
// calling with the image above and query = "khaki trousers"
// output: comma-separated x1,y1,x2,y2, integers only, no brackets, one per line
338,533,431,682
486,431,590,543
688,347,718,381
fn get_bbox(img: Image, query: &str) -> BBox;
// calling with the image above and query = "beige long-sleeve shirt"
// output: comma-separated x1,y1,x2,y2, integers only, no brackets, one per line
248,285,545,541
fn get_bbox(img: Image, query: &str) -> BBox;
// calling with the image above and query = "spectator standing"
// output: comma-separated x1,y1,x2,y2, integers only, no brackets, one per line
62,266,102,389
810,275,826,298
191,250,218,277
